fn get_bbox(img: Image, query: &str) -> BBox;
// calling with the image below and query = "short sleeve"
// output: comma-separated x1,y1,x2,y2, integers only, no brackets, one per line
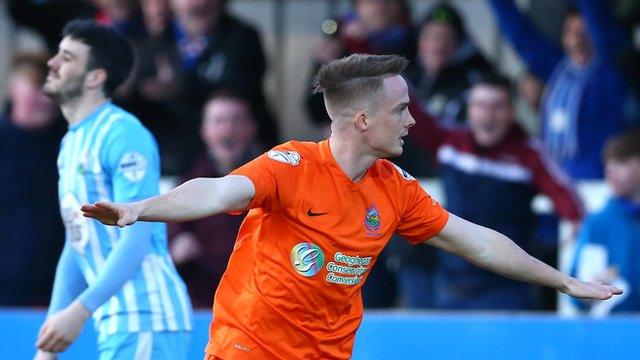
230,152,279,211
396,180,449,244
101,120,160,202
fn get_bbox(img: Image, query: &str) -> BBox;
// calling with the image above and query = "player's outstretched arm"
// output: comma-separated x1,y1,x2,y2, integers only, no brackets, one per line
428,213,622,301
82,175,255,227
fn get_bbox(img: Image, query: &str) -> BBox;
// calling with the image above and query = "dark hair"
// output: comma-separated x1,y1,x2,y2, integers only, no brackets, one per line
203,88,254,119
562,5,581,23
603,130,640,161
205,88,251,107
420,3,465,42
471,72,514,100
62,19,134,97
312,54,408,112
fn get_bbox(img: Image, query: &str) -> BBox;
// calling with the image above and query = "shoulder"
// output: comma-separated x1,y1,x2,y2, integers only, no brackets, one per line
266,140,321,166
102,105,154,143
218,14,261,40
374,159,418,182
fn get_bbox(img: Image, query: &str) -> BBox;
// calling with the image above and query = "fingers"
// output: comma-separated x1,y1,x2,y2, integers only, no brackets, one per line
611,286,623,295
36,328,72,353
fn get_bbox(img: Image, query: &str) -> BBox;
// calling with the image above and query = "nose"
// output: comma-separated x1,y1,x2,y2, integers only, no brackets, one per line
47,55,59,70
406,113,416,128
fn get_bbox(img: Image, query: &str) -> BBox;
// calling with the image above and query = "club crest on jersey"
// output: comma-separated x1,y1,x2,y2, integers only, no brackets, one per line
268,150,301,166
119,152,147,182
290,242,324,277
392,163,416,181
364,205,382,236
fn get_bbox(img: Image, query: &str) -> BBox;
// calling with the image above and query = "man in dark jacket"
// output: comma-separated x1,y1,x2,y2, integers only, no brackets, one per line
130,0,278,174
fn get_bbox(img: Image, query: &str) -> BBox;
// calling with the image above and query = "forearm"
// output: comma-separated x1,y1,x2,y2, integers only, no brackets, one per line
487,0,562,79
465,226,570,291
432,214,572,292
77,222,152,311
137,175,253,222
48,244,87,317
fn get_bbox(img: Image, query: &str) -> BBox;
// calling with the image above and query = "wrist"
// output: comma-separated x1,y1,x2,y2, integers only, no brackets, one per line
132,201,145,221
557,275,576,294
70,300,91,320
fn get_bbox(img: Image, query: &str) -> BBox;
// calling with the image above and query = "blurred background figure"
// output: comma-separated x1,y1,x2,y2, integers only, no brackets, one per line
168,90,263,308
488,0,633,180
394,74,582,310
126,0,278,175
571,130,640,316
405,3,492,129
514,71,544,136
0,53,65,307
305,0,415,128
7,0,96,52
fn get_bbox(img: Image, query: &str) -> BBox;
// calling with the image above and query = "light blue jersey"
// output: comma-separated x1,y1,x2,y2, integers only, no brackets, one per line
56,102,192,338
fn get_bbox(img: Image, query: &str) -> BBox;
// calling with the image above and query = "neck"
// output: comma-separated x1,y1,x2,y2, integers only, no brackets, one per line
60,94,108,126
630,190,640,205
328,134,377,182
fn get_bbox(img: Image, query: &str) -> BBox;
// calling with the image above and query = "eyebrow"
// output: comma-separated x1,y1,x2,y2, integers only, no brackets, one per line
394,101,410,110
60,49,77,59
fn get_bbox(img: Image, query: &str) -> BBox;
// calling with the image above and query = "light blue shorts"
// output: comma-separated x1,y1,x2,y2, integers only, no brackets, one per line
97,331,190,360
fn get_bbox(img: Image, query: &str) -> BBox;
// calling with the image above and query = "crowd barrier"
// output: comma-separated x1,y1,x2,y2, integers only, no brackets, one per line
2,309,638,359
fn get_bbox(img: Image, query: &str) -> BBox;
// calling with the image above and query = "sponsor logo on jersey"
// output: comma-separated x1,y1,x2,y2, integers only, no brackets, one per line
307,208,328,217
392,163,416,181
119,152,147,182
268,150,301,165
290,242,324,277
325,252,372,286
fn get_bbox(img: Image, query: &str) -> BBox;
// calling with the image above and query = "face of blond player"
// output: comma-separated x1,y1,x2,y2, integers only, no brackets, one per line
44,36,92,104
364,74,415,158
467,84,514,148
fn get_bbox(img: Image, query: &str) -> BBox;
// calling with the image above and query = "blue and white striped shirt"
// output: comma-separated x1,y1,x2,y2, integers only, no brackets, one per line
56,102,192,336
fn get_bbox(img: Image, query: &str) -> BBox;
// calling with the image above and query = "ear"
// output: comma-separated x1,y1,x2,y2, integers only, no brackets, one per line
85,68,108,90
353,111,369,132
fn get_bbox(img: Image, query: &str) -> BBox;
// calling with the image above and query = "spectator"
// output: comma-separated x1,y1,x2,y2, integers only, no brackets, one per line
306,0,416,127
488,0,631,179
515,72,544,136
571,130,640,315
0,53,65,306
128,0,277,174
396,74,583,309
168,90,263,308
405,3,493,128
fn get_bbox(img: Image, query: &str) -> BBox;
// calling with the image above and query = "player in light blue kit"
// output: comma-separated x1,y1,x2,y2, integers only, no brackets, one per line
34,19,192,360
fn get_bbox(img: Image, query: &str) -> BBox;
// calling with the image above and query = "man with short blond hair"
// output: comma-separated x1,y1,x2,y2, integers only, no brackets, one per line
84,54,621,360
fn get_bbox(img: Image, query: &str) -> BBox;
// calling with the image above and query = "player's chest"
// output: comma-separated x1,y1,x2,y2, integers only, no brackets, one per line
57,134,105,192
285,177,399,247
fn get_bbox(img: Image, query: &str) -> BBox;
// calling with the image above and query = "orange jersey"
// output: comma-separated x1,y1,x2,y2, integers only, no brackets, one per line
206,140,449,359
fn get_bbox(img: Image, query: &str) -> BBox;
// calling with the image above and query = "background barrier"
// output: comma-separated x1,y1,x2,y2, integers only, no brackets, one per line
3,309,639,359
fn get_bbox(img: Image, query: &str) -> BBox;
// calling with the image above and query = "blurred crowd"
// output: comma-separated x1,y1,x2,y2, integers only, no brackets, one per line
1,0,639,314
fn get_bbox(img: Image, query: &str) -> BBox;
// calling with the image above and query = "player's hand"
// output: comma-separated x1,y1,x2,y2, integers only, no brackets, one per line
36,301,90,353
81,201,139,227
561,277,623,300
33,350,58,360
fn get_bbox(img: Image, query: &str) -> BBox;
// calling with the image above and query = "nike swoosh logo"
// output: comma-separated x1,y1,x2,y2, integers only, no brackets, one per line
307,209,328,217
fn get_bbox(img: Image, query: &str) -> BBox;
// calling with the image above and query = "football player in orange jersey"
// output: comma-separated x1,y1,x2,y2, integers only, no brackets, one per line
83,54,622,360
